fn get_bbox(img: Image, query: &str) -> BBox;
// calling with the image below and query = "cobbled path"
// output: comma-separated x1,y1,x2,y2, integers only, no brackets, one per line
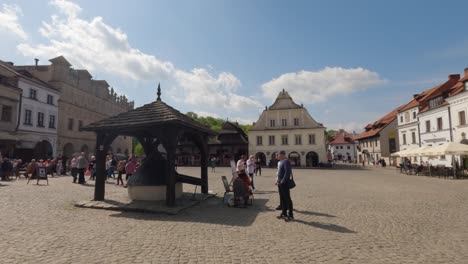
1,166,467,263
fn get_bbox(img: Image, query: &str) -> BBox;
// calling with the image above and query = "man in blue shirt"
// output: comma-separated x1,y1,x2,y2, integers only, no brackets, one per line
276,150,294,221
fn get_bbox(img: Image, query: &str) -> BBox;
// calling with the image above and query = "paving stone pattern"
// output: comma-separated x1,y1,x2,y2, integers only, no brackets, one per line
1,166,467,263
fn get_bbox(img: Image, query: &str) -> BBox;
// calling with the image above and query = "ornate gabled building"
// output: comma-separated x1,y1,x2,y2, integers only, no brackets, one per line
14,56,134,159
248,89,327,167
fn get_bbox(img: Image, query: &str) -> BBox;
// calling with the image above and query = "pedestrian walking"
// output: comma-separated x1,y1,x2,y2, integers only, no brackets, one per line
255,158,262,176
76,152,88,184
116,160,126,186
276,150,294,221
247,155,256,191
70,155,78,183
210,157,217,172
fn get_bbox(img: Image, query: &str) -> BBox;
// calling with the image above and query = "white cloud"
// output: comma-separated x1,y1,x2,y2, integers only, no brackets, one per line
16,0,262,113
0,4,27,40
261,67,385,104
327,121,365,133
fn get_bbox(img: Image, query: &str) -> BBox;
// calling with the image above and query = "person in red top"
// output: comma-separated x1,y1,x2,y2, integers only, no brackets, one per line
124,157,137,187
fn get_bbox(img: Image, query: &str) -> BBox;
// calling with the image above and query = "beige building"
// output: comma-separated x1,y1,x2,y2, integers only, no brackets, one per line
248,90,327,167
15,56,133,159
0,67,22,158
355,106,402,166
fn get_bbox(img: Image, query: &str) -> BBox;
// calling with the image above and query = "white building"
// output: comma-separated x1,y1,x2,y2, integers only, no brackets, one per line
327,129,357,162
418,74,460,166
0,61,60,160
397,75,459,163
446,68,468,167
248,90,327,167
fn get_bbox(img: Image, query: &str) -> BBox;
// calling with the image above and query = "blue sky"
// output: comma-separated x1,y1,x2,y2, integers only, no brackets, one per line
1,0,468,132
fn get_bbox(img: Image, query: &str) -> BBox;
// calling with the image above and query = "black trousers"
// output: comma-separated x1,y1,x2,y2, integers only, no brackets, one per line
77,168,85,184
279,184,293,217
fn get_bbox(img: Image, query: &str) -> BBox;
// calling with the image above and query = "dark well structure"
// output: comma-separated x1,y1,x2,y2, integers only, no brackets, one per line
82,84,216,206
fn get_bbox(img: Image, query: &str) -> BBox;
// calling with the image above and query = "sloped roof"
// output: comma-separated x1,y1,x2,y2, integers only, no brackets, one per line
398,85,440,112
218,121,248,142
449,74,468,97
0,61,58,91
355,105,404,140
328,130,355,145
82,88,216,135
268,89,302,110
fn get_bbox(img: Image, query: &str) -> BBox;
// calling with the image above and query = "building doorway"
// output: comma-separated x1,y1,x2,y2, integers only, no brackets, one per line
255,152,266,166
288,151,301,166
33,140,53,160
306,151,319,167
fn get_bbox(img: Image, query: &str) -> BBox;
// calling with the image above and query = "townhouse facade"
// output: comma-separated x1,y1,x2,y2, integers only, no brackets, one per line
248,90,327,167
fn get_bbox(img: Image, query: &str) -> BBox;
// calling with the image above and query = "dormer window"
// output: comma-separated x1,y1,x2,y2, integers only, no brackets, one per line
429,96,444,109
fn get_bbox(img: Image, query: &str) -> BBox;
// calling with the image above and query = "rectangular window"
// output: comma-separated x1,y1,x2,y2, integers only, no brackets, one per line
1,105,12,122
47,95,54,105
295,135,302,145
411,132,416,144
375,140,378,147
68,118,74,130
294,118,299,126
413,112,416,119
437,117,443,131
37,112,44,127
426,120,430,133
49,115,56,128
459,111,466,126
78,120,83,130
281,119,287,127
269,135,275,145
29,89,37,99
403,134,407,145
347,146,350,149
24,109,32,125
256,136,263,146
400,116,403,123
309,134,316,145
281,135,288,145
270,119,275,127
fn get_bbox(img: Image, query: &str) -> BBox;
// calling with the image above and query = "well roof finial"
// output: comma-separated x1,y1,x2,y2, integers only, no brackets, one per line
157,83,161,101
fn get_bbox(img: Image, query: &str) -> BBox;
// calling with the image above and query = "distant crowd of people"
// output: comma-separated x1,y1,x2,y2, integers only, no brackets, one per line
0,153,141,187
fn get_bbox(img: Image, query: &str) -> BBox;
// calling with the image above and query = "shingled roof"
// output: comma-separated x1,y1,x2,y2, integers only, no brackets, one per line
355,105,405,140
82,85,216,135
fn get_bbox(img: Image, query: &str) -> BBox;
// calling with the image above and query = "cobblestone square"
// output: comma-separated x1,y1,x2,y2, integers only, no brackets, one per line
1,166,467,264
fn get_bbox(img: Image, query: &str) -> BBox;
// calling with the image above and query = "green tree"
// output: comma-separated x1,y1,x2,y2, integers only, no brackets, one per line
134,143,144,156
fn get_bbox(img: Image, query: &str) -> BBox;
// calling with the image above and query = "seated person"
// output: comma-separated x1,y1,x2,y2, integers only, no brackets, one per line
232,170,252,206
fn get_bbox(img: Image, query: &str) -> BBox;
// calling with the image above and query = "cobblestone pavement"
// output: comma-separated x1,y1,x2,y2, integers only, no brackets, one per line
1,166,467,264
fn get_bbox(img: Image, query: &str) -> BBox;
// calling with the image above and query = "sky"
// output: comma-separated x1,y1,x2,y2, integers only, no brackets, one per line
1,0,468,132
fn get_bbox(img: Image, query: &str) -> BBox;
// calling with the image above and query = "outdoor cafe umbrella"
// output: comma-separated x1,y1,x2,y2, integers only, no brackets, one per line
391,145,419,157
427,142,468,156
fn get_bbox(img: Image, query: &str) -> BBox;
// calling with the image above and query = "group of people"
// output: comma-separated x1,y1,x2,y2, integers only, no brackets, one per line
0,156,65,181
233,152,294,222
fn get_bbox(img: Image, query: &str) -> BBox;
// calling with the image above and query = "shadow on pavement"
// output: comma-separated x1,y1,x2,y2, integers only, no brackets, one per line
293,219,356,233
109,197,270,227
294,209,336,218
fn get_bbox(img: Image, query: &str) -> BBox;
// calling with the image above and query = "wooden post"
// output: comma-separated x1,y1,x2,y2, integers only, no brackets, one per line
164,133,177,206
94,133,107,201
200,136,209,194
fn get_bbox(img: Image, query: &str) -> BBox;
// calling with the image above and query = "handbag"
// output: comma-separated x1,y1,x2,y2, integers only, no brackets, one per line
288,173,296,189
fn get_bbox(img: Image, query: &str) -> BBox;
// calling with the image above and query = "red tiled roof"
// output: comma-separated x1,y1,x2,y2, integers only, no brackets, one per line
355,105,405,140
449,75,468,97
398,85,440,112
328,130,355,144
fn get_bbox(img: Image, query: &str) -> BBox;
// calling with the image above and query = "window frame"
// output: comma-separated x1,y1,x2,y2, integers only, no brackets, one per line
1,105,13,122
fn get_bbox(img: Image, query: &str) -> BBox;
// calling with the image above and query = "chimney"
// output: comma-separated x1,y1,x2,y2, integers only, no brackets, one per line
448,74,460,81
413,94,419,99
464,67,468,77
34,58,39,68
